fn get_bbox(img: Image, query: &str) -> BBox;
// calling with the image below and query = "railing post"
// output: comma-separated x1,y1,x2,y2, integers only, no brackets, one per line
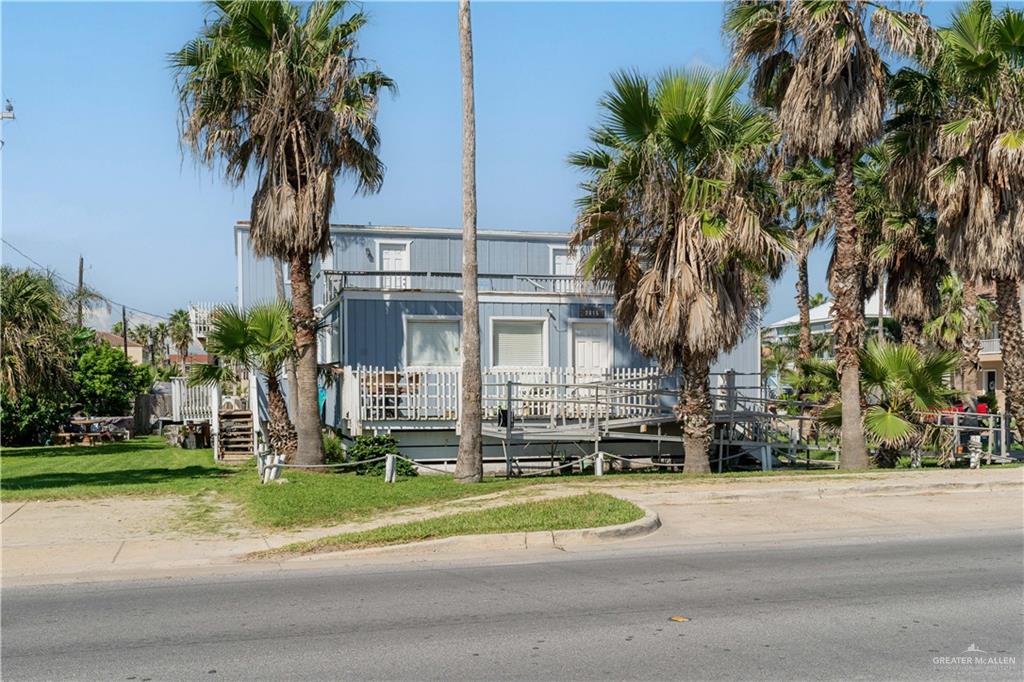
505,381,514,479
210,383,221,459
969,435,982,469
594,449,604,476
385,453,397,483
1002,412,1011,456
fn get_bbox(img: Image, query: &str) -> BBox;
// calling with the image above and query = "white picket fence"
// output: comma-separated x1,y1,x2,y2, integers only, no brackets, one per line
169,377,222,458
341,366,662,433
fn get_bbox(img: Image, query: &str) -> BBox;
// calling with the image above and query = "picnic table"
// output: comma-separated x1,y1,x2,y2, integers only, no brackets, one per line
51,418,131,446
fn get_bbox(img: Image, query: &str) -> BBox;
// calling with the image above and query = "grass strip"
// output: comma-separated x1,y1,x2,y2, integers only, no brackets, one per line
257,492,644,557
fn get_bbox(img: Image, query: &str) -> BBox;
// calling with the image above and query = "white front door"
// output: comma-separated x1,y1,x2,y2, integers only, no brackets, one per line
572,322,610,377
379,243,410,288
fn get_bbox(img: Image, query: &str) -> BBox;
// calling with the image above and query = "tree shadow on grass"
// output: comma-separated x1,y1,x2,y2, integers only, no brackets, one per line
1,439,201,459
1,466,234,492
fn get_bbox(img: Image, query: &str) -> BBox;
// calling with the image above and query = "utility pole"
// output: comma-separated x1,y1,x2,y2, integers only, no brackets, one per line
76,255,84,328
122,306,128,355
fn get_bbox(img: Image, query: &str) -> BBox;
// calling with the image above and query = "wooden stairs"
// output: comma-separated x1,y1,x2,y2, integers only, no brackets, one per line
218,410,254,463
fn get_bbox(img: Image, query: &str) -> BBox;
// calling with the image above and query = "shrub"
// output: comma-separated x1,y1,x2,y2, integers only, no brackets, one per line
0,391,74,446
74,342,152,416
347,434,416,476
323,430,346,465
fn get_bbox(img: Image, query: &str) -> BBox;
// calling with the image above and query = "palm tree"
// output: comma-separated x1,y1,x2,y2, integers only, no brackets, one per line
810,339,958,467
924,1,1024,438
172,0,395,466
808,292,827,308
152,322,171,367
453,0,483,484
781,158,832,360
272,259,298,419
129,323,153,363
724,0,933,469
924,272,995,389
169,309,193,374
190,302,298,461
570,67,788,472
856,144,945,349
0,267,76,401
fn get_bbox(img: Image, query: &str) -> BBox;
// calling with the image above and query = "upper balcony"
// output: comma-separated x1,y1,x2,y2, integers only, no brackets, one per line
319,269,613,304
980,337,1001,355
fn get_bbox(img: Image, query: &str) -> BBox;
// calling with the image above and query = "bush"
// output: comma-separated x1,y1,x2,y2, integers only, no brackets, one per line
74,343,151,416
323,430,346,465
0,391,74,446
347,434,416,476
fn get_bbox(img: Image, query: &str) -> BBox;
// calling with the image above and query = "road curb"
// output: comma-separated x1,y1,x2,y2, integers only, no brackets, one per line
661,478,1024,504
278,501,662,562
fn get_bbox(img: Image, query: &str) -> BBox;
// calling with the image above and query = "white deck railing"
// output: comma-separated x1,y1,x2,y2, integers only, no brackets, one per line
171,377,216,422
340,366,662,433
189,302,218,342
980,337,1001,355
170,377,222,458
320,270,613,303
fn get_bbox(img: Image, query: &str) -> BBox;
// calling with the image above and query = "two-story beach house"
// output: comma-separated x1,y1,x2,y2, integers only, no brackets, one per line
233,222,762,462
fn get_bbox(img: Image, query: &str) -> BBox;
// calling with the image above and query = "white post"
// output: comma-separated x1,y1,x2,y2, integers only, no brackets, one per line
385,453,397,483
210,383,221,460
969,435,982,470
595,450,604,476
249,371,260,455
171,379,183,422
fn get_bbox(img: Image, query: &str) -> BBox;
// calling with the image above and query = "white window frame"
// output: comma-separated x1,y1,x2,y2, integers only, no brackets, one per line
567,318,613,370
489,316,549,369
402,314,462,369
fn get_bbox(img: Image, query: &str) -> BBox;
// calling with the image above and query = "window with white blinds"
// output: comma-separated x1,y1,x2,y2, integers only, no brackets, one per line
406,319,460,367
492,320,545,367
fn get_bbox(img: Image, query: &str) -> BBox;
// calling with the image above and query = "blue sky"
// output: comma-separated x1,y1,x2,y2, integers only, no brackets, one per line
1,1,963,329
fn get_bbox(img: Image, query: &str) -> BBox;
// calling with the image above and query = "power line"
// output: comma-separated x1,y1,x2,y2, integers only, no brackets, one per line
1,238,170,321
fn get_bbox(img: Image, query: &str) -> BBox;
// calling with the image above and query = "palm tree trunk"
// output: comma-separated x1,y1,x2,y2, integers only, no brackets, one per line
831,146,869,469
273,258,299,420
961,276,981,395
454,0,482,484
289,253,324,466
679,353,712,473
900,318,922,349
877,275,886,342
795,226,812,361
265,371,298,462
995,278,1024,440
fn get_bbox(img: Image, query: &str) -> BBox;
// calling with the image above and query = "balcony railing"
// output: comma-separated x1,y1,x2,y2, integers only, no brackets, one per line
339,366,663,433
320,270,612,303
189,302,217,341
980,337,1001,355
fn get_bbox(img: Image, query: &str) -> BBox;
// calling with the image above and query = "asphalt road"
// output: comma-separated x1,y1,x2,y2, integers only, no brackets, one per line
3,531,1022,681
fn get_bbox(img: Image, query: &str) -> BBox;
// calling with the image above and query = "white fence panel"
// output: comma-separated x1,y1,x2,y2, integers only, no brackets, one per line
170,377,214,423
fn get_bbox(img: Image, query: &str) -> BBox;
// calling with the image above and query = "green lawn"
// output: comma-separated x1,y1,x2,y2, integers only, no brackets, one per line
4,436,1017,531
0,437,526,529
0,437,238,499
260,492,644,556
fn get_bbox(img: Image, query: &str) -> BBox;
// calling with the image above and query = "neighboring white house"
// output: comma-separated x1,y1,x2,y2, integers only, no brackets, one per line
762,290,891,352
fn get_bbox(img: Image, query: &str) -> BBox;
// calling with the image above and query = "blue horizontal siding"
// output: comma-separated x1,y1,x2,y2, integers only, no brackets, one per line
328,231,566,275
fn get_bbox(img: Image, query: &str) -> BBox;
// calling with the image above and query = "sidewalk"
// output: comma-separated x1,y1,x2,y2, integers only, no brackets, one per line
3,467,1021,586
